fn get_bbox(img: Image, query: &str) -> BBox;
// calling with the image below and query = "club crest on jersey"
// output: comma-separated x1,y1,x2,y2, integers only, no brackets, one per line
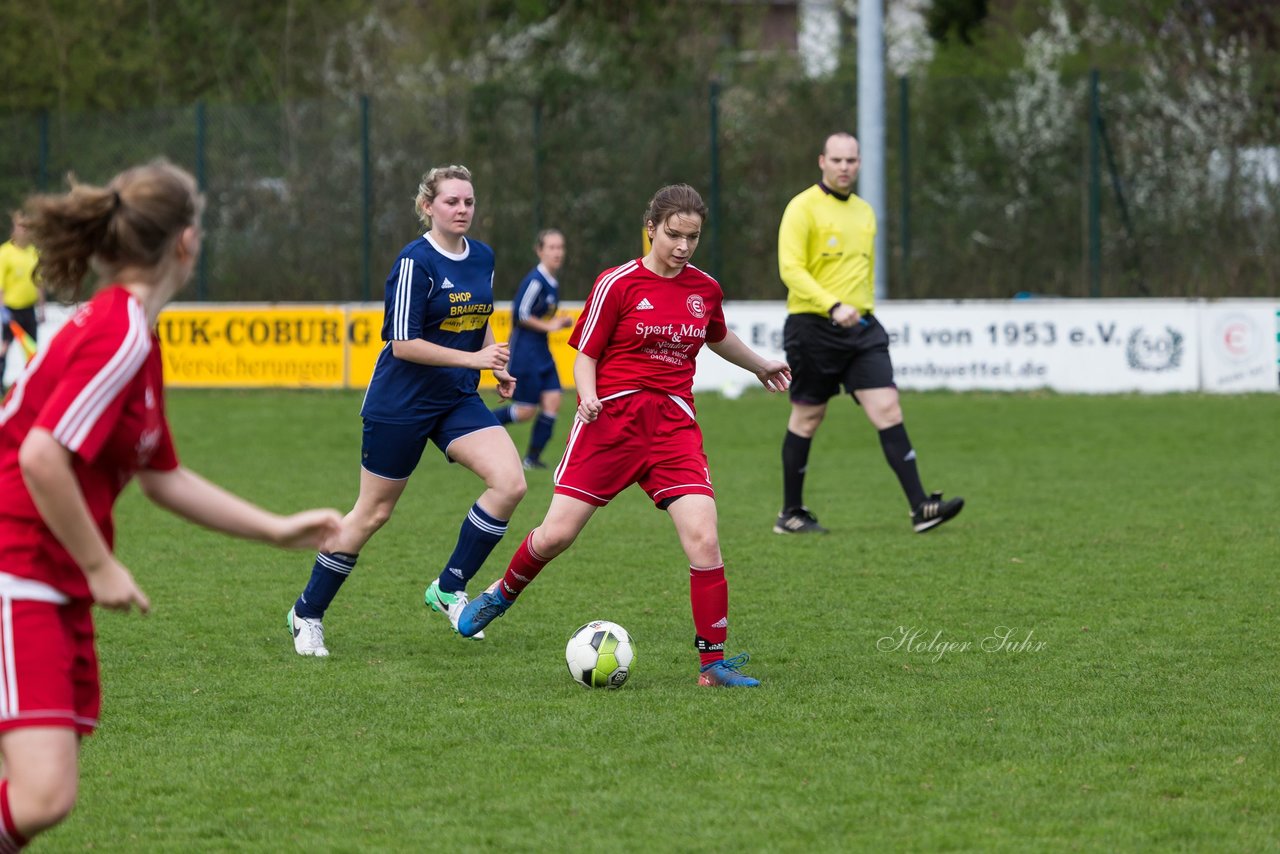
686,294,706,318
636,298,655,311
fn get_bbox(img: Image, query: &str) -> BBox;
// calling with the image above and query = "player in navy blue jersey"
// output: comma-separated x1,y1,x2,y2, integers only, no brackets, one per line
287,165,528,655
491,229,575,470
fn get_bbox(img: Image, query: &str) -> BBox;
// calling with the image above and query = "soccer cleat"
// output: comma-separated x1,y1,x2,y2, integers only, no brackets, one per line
773,507,829,535
522,457,548,471
912,491,965,533
287,607,330,657
456,580,514,638
697,652,761,687
425,580,485,640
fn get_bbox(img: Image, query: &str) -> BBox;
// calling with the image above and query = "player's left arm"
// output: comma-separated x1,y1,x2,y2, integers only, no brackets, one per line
136,466,341,550
707,330,791,393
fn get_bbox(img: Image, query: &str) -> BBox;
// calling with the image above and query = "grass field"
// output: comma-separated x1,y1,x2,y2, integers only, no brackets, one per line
47,388,1279,852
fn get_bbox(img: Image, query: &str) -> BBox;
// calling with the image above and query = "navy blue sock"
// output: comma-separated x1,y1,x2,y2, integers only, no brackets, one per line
437,503,508,593
878,423,927,509
527,413,556,461
294,552,357,619
492,406,515,425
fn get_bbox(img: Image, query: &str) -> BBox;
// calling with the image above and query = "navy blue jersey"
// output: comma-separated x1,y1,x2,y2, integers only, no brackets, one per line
362,234,496,423
508,264,560,373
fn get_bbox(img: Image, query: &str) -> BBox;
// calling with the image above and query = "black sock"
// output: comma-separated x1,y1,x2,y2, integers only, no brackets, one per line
878,423,927,509
781,430,812,512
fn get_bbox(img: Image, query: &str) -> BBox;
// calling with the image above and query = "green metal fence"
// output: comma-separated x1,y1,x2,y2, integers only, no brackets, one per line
1,71,1276,302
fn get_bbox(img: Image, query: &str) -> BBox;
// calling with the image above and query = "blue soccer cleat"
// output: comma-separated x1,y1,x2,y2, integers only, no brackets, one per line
456,581,514,637
697,652,761,687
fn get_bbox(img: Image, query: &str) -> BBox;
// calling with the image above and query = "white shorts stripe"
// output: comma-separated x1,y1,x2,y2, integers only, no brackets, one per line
554,483,610,504
651,483,715,497
553,417,587,484
1,597,14,718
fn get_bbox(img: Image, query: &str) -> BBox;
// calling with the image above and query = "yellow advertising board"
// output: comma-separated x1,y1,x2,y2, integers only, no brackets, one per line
159,302,582,390
157,305,347,388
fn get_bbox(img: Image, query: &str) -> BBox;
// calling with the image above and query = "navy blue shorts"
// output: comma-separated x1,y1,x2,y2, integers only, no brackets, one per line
784,313,896,404
510,359,561,407
361,394,500,479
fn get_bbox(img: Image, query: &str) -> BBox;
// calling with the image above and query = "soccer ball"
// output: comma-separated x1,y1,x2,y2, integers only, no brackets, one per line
565,620,634,689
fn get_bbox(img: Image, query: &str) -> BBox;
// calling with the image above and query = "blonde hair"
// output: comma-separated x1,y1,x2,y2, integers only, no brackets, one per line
414,165,473,228
24,159,201,301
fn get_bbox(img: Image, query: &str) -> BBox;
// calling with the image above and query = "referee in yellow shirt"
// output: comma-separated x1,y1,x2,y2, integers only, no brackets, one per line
0,211,44,367
774,132,962,534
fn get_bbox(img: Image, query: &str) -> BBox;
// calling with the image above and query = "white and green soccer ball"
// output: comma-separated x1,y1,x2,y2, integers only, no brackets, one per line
565,620,634,689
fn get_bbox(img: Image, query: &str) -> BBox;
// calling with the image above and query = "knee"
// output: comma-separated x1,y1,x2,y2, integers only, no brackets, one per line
16,779,78,835
685,530,722,566
534,523,577,558
506,476,529,505
350,501,395,538
788,409,824,437
868,400,902,428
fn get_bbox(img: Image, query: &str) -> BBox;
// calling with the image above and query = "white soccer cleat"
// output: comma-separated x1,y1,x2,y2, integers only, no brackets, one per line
425,581,485,640
288,607,330,657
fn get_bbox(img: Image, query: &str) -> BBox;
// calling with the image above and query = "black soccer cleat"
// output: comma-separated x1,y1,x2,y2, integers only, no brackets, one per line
773,507,829,535
912,491,964,533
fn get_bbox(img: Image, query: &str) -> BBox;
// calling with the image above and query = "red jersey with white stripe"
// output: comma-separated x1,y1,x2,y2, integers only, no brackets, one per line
569,259,727,403
0,285,178,600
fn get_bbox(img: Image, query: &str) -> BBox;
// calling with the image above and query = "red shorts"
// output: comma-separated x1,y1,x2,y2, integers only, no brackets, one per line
0,598,100,735
553,390,715,508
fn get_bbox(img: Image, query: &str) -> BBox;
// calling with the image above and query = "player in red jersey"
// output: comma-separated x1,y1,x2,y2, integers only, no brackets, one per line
0,161,342,849
458,184,791,687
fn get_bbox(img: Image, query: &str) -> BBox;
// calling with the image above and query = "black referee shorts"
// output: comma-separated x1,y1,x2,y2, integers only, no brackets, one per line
2,306,37,343
783,312,896,404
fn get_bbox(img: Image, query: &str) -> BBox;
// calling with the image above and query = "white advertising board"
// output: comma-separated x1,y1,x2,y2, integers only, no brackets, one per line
699,300,1216,395
1197,302,1279,393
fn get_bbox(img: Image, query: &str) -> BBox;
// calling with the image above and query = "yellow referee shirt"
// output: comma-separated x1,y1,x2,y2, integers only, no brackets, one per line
0,241,40,310
777,183,876,316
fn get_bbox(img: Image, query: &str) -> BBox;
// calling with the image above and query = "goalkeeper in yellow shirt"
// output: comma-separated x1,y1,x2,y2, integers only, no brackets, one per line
0,211,44,371
774,133,963,534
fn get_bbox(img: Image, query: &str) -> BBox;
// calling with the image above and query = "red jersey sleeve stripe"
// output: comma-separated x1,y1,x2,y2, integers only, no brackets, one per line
52,300,151,452
577,260,636,352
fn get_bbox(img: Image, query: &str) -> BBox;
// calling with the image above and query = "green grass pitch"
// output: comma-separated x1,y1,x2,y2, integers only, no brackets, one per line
48,388,1279,851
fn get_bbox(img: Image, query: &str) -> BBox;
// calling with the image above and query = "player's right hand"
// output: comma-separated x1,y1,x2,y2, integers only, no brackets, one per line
474,342,510,371
87,559,151,614
272,508,344,551
576,396,603,423
831,304,861,328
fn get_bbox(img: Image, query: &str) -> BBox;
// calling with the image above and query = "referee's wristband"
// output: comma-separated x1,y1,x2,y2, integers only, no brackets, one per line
828,302,842,318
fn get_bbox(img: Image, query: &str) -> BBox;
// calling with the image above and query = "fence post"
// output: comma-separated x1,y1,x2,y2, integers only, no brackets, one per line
361,94,372,302
708,79,722,280
898,75,911,295
195,101,208,301
532,97,544,234
1087,69,1101,298
37,110,50,192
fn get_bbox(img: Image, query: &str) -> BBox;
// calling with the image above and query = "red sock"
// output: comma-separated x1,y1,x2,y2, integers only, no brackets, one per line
689,564,728,667
0,779,30,849
499,531,552,601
